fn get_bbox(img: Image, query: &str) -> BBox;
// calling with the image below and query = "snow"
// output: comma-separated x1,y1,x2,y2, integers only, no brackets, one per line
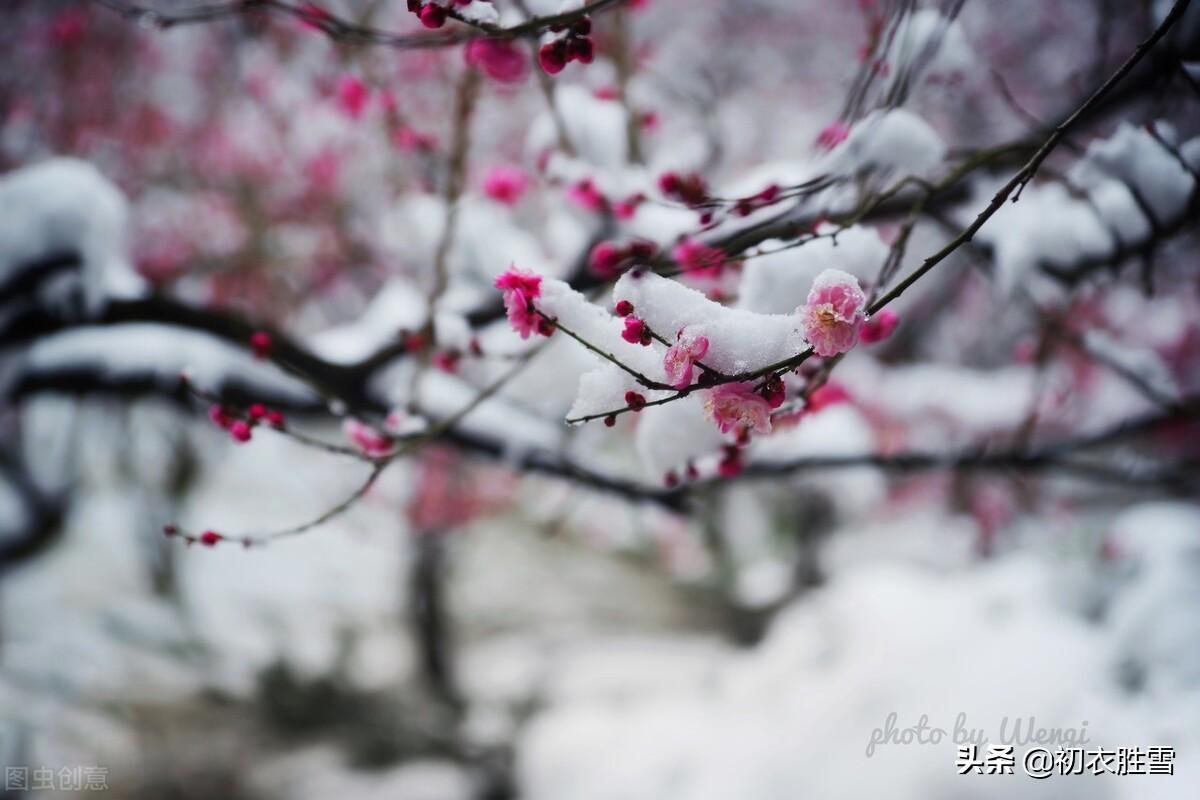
737,225,889,314
966,124,1199,291
751,404,887,514
530,85,631,171
880,9,974,95
838,358,1038,437
21,325,318,404
821,109,947,180
0,158,144,312
458,0,501,25
519,546,1200,800
311,279,428,363
1076,122,1196,223
613,272,802,375
635,394,725,479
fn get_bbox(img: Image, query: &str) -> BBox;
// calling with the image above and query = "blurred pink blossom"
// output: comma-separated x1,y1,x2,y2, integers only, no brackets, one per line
335,75,371,119
465,38,528,83
482,165,530,206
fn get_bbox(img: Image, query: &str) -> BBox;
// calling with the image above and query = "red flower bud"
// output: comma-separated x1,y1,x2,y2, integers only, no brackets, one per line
230,420,253,443
250,331,273,359
538,40,567,74
418,3,447,28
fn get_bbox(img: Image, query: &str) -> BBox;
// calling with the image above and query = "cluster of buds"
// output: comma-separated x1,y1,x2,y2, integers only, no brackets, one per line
657,171,709,207
621,316,652,346
589,239,658,278
538,17,594,74
208,402,286,444
662,460,702,488
613,192,647,220
731,184,782,217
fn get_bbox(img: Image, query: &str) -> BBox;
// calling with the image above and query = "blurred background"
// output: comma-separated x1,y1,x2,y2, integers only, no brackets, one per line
1,0,1199,798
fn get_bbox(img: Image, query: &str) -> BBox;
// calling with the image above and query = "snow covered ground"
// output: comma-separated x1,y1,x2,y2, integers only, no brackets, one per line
1,424,1197,799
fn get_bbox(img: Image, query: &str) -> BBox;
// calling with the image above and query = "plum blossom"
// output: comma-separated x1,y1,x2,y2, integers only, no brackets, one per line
860,308,900,344
465,38,528,83
658,171,708,206
704,382,773,435
800,268,868,357
621,315,651,346
672,237,726,278
807,381,851,412
815,119,851,150
566,178,607,212
344,418,395,457
663,328,710,389
482,165,529,206
335,75,370,119
495,266,544,339
589,240,624,276
393,126,438,152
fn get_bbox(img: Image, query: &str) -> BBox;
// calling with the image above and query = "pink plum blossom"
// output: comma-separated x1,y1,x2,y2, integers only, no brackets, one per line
335,75,370,120
589,240,624,276
800,268,867,357
465,38,528,83
393,126,438,152
482,165,530,206
807,381,851,412
815,119,851,150
621,315,651,346
860,308,900,344
344,418,395,457
704,382,773,435
671,237,726,278
495,266,544,339
662,328,710,389
566,178,607,212
48,7,88,47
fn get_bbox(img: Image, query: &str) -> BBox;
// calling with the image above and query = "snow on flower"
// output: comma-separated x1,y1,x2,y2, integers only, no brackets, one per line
465,37,528,83
663,328,710,389
704,382,773,435
800,268,867,357
482,165,530,206
495,266,544,339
